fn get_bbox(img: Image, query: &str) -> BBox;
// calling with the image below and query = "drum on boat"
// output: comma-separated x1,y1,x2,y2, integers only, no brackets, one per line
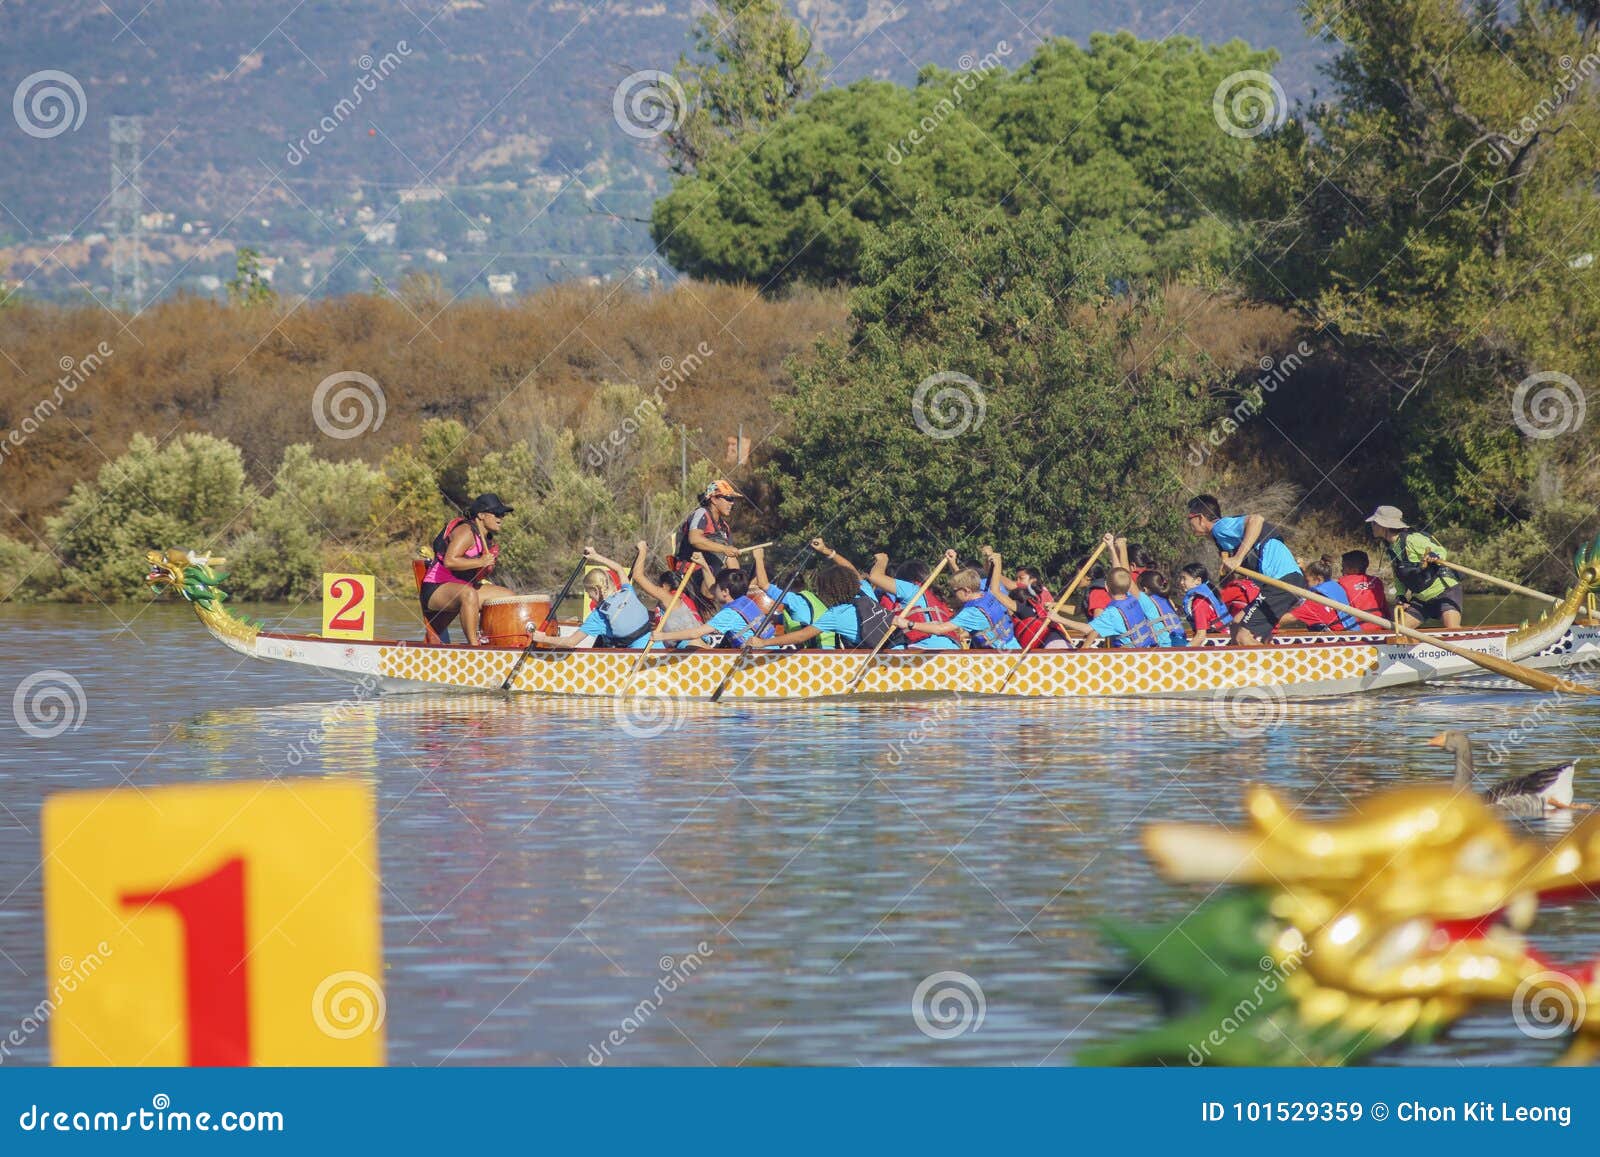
480,594,553,649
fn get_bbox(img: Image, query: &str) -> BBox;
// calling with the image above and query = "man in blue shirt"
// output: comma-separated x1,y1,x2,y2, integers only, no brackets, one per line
1184,494,1306,644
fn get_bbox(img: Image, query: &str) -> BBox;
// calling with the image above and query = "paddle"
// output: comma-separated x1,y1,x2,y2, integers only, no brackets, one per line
707,542,819,703
499,554,586,692
844,553,953,694
1230,564,1599,696
996,536,1112,692
624,562,703,685
1419,555,1598,621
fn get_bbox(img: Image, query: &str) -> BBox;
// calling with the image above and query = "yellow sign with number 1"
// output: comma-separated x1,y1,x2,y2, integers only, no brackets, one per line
322,572,375,639
42,780,383,1066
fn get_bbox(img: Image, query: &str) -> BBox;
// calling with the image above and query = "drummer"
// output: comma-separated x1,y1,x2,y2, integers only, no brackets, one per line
420,493,518,645
670,479,746,577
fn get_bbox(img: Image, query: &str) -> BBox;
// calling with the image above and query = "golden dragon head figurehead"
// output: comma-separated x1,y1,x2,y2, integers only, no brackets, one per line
1137,787,1600,1062
144,549,226,595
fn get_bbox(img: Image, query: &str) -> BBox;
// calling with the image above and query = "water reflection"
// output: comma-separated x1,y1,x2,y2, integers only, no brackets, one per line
0,598,1595,1066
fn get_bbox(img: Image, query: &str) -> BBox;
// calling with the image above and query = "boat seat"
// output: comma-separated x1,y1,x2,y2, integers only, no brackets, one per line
412,557,451,645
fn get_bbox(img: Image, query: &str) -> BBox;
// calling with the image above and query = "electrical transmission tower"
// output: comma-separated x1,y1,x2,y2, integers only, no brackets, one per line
109,115,145,311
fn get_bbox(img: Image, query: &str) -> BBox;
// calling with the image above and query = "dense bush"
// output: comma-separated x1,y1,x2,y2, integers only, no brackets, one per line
7,399,720,603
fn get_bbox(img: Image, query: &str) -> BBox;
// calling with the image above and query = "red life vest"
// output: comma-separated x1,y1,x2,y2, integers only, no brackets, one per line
671,507,732,571
1218,578,1261,616
1336,573,1389,632
1012,585,1065,649
878,587,953,643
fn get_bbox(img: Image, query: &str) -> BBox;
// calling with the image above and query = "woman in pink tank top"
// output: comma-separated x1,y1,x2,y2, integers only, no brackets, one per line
420,493,518,644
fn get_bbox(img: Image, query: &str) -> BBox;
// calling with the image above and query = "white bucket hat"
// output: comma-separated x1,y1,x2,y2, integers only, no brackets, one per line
1364,505,1409,530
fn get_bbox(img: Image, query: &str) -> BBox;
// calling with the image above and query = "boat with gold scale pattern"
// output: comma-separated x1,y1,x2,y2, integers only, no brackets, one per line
142,541,1600,701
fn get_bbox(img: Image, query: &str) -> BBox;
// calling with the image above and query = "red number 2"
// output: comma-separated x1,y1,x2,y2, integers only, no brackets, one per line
328,577,367,632
122,857,251,1066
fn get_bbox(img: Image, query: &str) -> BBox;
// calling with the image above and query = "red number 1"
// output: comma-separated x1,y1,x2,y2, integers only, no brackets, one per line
328,578,367,631
122,857,251,1066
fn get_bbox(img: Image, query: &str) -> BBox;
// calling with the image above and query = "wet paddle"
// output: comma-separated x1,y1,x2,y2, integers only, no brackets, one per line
1231,564,1599,696
844,554,953,693
499,554,586,692
708,542,819,703
996,537,1112,693
624,562,702,685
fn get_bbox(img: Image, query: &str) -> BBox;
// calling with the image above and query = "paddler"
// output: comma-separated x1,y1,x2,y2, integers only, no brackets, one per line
1177,564,1231,646
1184,494,1305,644
898,548,1021,650
1336,550,1391,632
1364,505,1462,629
419,492,518,645
670,479,745,578
623,542,713,648
745,564,900,651
528,546,655,649
1051,567,1175,648
867,552,959,650
648,554,779,649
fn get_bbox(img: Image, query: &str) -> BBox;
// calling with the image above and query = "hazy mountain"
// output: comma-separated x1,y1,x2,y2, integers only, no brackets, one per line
0,0,1330,302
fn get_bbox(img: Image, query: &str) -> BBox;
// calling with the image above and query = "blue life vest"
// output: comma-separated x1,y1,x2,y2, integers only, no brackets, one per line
1107,594,1172,647
1147,593,1188,645
594,586,651,647
717,595,778,647
1182,583,1232,630
964,590,1015,649
1312,580,1359,630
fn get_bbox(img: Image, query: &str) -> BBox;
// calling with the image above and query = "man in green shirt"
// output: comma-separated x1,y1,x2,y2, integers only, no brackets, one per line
1364,505,1462,629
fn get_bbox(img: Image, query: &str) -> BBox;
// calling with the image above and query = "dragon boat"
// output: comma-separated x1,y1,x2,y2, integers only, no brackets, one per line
144,544,1600,701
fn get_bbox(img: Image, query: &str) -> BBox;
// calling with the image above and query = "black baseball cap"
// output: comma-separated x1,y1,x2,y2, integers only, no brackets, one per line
468,492,514,516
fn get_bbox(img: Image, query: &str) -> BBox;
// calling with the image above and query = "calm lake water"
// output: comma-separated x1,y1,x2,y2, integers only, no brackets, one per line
2,595,1597,1066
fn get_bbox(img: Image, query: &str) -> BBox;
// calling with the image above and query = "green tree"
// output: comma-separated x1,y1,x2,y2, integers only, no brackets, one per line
653,33,1276,288
663,0,825,175
227,247,277,307
1251,0,1600,571
771,204,1211,572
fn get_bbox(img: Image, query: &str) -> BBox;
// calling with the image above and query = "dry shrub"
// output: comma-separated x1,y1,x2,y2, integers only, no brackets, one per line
0,281,848,539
